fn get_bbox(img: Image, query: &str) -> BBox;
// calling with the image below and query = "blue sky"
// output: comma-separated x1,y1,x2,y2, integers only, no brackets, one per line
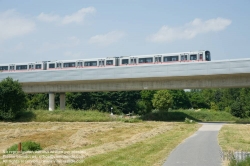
0,0,249,63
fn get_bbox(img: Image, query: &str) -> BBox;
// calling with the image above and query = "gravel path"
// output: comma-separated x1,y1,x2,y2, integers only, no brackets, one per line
162,123,224,166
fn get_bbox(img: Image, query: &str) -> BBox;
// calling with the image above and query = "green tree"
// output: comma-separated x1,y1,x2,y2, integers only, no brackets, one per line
152,90,173,111
0,77,27,120
27,94,48,110
187,90,209,109
169,90,191,109
230,98,244,118
66,92,92,110
140,90,156,113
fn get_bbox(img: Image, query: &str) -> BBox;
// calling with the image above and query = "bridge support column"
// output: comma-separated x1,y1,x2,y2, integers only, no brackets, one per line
60,93,66,110
49,93,55,111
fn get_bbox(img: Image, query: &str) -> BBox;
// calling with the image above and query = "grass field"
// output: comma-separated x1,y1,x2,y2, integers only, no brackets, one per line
15,110,114,122
142,109,238,122
12,109,241,123
219,124,250,165
0,122,200,166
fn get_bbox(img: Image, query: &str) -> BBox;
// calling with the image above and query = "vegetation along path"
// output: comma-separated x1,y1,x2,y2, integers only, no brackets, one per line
163,123,224,166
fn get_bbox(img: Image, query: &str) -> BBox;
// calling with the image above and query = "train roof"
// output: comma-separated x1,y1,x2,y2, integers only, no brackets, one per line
0,50,210,65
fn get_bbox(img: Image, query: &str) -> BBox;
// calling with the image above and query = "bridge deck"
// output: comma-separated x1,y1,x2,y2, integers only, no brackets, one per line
1,59,250,92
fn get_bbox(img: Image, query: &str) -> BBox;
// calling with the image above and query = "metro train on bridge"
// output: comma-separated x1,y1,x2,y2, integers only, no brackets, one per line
0,50,211,72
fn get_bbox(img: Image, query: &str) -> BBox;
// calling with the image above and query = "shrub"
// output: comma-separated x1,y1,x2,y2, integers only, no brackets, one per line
152,90,173,111
184,117,196,124
6,141,42,152
229,156,250,166
0,77,27,120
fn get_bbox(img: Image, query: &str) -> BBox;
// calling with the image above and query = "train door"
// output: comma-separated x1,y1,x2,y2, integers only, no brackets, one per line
76,60,83,68
28,63,35,70
56,62,62,69
115,57,119,66
43,61,47,70
180,54,188,61
205,51,211,61
154,55,162,63
199,52,203,61
130,57,137,65
98,59,105,67
9,64,15,71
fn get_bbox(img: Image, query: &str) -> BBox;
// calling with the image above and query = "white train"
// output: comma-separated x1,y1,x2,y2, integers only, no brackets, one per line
0,50,211,72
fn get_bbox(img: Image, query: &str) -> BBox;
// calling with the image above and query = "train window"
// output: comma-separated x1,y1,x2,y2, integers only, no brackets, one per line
49,64,55,68
16,65,27,70
63,62,75,68
84,61,97,66
164,56,179,62
205,51,211,61
106,60,113,65
35,64,42,69
77,62,83,67
10,66,15,70
190,54,197,60
138,57,153,63
0,66,8,70
122,59,129,64
155,57,162,62
181,55,187,61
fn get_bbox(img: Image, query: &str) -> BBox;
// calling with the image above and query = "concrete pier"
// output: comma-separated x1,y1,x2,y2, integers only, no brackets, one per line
49,93,55,111
60,93,66,110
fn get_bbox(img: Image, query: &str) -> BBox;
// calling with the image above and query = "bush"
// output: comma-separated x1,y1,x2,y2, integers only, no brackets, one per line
6,141,42,152
229,156,250,166
231,101,245,118
184,117,196,124
0,77,27,120
152,90,173,111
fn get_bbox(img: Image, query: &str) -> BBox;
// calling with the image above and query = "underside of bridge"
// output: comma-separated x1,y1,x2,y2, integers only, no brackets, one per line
22,74,250,110
22,74,250,93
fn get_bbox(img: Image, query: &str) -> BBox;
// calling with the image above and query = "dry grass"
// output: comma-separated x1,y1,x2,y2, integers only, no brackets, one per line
218,124,250,166
219,124,250,151
0,122,200,166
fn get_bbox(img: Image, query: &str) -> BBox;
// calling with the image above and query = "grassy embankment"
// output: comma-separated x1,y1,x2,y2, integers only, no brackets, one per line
219,124,250,165
0,121,200,166
142,109,239,122
13,109,242,123
15,110,125,122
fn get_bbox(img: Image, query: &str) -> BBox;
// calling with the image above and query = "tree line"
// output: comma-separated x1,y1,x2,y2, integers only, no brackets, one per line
0,77,250,120
27,88,250,118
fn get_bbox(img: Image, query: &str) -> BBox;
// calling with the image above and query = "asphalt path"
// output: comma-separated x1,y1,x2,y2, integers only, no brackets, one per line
162,123,224,166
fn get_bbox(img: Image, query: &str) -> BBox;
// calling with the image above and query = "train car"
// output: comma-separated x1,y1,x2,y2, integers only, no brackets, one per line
27,62,46,70
0,64,10,72
0,50,211,72
118,50,211,66
46,57,118,70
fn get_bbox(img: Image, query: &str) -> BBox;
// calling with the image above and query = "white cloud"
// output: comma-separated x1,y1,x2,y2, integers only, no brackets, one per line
37,7,96,25
68,36,80,46
64,51,82,58
14,42,24,51
147,17,232,43
37,12,60,22
62,7,96,24
0,10,35,41
37,36,81,53
89,31,125,46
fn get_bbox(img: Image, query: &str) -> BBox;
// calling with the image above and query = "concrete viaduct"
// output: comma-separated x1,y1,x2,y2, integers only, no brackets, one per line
1,59,250,110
